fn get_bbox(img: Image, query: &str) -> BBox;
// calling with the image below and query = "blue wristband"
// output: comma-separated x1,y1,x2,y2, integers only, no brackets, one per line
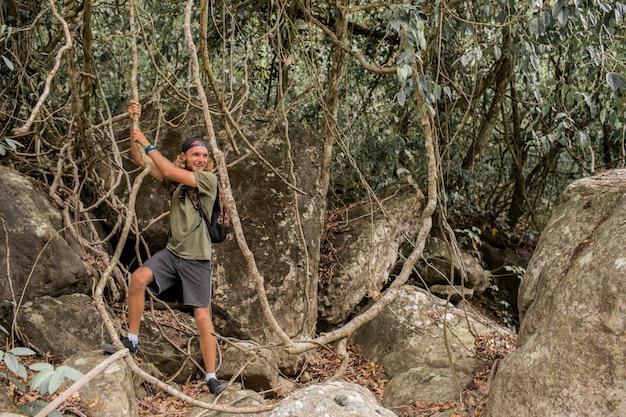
145,144,156,153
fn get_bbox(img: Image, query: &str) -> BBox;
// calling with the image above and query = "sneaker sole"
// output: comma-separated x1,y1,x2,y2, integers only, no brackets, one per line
102,343,136,356
209,382,228,395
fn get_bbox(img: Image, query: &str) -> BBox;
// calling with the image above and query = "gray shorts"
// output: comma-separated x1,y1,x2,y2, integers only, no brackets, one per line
142,249,213,308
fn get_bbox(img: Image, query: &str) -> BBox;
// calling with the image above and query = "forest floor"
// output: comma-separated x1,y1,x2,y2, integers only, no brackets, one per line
6,296,516,417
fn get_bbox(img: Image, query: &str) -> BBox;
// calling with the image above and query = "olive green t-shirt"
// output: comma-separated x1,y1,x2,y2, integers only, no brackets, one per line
165,171,217,260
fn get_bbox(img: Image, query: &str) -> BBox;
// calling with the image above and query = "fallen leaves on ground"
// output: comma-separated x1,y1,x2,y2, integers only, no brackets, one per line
306,339,387,399
137,383,206,417
2,311,516,417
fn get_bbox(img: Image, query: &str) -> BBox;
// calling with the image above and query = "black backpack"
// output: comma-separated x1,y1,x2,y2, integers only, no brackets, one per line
171,182,230,243
207,183,230,243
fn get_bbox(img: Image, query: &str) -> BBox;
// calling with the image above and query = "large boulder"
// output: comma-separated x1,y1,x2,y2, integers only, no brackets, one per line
353,285,495,409
485,169,626,417
0,166,93,311
63,350,139,417
268,380,397,417
16,294,104,358
318,181,424,328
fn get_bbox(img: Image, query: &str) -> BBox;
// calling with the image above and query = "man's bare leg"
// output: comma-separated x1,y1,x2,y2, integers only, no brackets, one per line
195,306,227,394
128,266,153,335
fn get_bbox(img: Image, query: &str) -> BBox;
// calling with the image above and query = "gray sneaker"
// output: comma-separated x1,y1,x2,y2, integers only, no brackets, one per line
207,378,227,395
102,337,138,356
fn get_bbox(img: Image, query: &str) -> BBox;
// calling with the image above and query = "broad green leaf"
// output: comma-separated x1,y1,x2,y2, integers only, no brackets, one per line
48,370,65,394
433,84,441,100
606,72,626,91
529,17,544,35
39,377,51,395
3,352,19,374
397,64,412,82
578,131,588,148
29,369,55,391
493,45,502,60
18,401,49,416
529,53,539,72
9,347,36,356
552,1,568,25
56,365,85,382
416,29,426,50
1,55,14,71
396,167,410,177
0,324,8,335
396,90,407,106
3,353,27,379
4,138,24,150
10,377,27,393
30,362,54,372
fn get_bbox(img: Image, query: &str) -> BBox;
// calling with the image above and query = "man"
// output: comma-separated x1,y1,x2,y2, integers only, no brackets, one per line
103,100,227,395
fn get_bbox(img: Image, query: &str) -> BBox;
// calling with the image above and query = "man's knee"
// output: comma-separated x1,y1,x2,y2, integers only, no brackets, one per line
130,267,153,292
195,309,214,332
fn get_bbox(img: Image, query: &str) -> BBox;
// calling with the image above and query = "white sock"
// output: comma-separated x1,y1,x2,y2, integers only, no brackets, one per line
127,333,139,347
206,372,217,382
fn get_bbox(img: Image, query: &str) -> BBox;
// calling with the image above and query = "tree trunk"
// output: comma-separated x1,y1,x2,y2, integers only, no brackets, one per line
462,57,512,171
318,0,348,201
506,78,528,229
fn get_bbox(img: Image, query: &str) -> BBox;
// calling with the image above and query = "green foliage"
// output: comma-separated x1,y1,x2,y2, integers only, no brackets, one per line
18,401,62,417
0,325,86,416
0,24,15,70
454,227,483,249
1,0,625,247
485,266,525,333
0,347,34,380
0,137,24,157
28,363,86,396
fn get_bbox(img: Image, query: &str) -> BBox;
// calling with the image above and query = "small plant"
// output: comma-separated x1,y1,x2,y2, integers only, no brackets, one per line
29,363,85,396
486,266,526,332
504,264,526,282
455,226,483,251
0,325,86,417
0,137,24,157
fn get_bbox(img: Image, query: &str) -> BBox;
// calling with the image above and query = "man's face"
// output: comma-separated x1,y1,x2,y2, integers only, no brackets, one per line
182,145,209,172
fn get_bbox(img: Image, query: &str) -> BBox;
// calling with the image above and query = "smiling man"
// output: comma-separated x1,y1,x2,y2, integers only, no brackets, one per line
103,101,227,395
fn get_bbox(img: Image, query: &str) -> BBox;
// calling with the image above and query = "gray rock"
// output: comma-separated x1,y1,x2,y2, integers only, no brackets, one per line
355,286,490,380
318,182,424,327
218,341,286,394
63,350,138,417
0,166,92,310
354,285,496,408
268,381,397,417
17,294,104,358
485,168,626,417
382,366,472,410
